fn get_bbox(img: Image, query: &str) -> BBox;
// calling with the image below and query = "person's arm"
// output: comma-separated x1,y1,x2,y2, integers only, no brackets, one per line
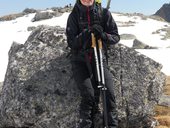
66,12,91,50
103,9,120,45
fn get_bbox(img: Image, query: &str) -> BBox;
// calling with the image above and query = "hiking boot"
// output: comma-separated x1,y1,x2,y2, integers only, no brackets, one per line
108,111,118,128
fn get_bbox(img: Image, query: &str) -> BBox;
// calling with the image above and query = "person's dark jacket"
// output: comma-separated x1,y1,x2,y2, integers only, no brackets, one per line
66,2,120,61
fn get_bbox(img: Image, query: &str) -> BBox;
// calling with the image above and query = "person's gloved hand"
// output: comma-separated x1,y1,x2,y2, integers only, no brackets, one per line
91,24,107,40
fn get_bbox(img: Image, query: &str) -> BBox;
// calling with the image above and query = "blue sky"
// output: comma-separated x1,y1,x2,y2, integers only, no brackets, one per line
0,0,170,16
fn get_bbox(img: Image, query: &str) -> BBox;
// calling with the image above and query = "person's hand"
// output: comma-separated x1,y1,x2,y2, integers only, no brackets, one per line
91,24,107,40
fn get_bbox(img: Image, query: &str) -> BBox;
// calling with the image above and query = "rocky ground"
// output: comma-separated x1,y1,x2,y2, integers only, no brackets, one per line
155,76,170,128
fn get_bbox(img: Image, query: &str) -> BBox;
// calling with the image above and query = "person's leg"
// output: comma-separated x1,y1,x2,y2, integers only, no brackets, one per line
91,74,100,115
72,62,95,128
90,62,103,128
104,66,118,128
91,77,103,128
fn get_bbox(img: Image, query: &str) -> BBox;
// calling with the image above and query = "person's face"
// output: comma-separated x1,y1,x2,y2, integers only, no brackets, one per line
80,0,94,6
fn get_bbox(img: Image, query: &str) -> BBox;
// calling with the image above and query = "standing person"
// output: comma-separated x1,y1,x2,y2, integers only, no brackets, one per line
66,0,120,127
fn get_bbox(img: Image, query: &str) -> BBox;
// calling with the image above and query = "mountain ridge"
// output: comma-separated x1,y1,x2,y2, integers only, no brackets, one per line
154,3,170,22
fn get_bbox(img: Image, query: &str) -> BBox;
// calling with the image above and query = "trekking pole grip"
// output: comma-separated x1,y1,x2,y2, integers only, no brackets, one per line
91,33,96,48
98,39,102,49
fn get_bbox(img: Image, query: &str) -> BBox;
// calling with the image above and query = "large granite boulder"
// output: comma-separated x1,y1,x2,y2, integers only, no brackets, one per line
22,8,37,14
108,44,165,127
132,39,158,49
31,11,62,22
0,25,166,128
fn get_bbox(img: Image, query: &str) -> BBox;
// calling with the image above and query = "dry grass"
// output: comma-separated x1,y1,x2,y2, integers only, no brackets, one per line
166,76,170,85
154,106,170,116
154,76,170,128
164,85,170,95
164,76,170,95
156,126,169,128
154,116,170,127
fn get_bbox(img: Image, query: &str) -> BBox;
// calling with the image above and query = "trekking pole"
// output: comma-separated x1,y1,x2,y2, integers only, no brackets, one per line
91,33,108,128
106,0,111,9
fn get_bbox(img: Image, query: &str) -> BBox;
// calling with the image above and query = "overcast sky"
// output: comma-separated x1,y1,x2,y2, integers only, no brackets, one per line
0,0,170,16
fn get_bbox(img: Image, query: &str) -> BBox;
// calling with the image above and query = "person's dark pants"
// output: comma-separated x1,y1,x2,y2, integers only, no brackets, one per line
72,61,118,128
